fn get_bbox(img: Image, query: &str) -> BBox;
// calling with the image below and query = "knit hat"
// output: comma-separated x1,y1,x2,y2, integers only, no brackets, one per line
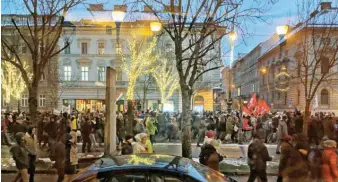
205,131,215,138
322,140,337,148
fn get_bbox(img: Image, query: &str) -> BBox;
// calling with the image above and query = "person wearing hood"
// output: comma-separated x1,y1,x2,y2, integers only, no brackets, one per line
321,140,338,182
247,133,272,182
133,133,148,153
10,132,29,182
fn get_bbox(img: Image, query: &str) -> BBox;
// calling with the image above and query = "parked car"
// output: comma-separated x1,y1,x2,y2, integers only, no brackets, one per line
71,154,236,182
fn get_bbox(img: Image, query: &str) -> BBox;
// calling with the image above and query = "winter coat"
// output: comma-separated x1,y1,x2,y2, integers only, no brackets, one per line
323,118,336,140
69,131,78,165
281,144,309,180
243,118,252,131
226,118,233,135
23,133,37,156
294,116,303,133
121,142,133,155
10,133,29,170
133,142,147,153
247,138,272,171
54,137,66,169
277,120,288,140
45,121,57,138
81,121,93,137
279,141,293,175
321,148,338,182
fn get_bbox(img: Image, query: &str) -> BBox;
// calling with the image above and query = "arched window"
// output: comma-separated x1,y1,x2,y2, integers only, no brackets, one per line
321,89,329,105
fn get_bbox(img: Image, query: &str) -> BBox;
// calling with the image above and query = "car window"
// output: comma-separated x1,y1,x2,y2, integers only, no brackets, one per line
98,174,147,182
149,174,197,182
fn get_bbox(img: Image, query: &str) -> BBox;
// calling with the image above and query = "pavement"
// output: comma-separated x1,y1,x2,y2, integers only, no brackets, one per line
1,143,279,176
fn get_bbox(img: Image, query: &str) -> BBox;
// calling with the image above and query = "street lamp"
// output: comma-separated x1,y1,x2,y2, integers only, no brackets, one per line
276,25,288,37
150,22,162,32
112,10,125,52
227,31,237,113
229,31,237,41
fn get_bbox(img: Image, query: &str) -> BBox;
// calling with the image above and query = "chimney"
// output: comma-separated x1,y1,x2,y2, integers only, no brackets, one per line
88,4,104,11
320,2,332,11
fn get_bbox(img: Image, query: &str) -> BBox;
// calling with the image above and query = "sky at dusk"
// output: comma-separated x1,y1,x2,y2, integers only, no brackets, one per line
2,0,337,61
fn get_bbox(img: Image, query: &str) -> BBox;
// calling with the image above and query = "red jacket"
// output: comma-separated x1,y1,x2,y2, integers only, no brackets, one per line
321,148,338,182
243,119,253,131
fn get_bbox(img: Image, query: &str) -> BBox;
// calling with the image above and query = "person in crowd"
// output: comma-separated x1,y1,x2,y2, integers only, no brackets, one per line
243,115,253,142
231,116,240,143
204,130,216,145
294,112,303,134
23,127,37,182
81,116,92,153
277,135,293,182
1,114,11,146
276,115,288,154
11,115,27,136
54,134,66,182
121,135,134,155
217,113,227,141
321,140,338,182
225,115,234,142
44,115,57,150
199,144,224,171
133,133,148,153
146,111,158,144
69,126,78,174
89,115,97,151
10,132,29,182
58,112,69,141
247,133,272,182
95,116,104,145
197,117,209,147
37,116,45,148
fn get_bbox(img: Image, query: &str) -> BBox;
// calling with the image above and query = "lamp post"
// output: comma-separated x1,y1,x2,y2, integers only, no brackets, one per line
227,31,237,113
112,10,125,51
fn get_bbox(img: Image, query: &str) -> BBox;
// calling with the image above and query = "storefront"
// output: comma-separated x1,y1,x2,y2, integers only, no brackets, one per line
193,96,204,113
63,99,105,112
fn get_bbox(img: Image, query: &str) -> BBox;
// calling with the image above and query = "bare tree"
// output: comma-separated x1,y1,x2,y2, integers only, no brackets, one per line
290,1,338,134
1,0,82,123
135,74,157,111
132,0,272,158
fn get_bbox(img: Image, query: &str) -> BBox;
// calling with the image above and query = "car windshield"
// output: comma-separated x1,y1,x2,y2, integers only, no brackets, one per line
189,160,228,182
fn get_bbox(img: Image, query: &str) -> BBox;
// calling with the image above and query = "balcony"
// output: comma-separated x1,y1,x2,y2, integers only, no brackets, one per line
60,80,129,88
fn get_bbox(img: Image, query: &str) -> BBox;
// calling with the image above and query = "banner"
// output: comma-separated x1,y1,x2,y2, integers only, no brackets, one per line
254,100,270,116
247,92,257,110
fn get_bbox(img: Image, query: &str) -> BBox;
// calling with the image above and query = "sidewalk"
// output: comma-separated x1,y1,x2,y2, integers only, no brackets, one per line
1,143,279,175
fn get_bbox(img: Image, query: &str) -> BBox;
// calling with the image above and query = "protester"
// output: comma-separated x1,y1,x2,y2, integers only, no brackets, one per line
277,135,293,182
23,127,37,182
276,115,288,154
133,133,148,153
247,133,272,182
199,144,223,171
321,140,338,182
121,135,134,155
54,134,66,182
10,132,29,182
81,116,92,153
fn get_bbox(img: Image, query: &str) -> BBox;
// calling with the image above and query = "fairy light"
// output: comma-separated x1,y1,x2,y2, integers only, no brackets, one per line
152,58,179,104
120,33,159,100
1,61,30,103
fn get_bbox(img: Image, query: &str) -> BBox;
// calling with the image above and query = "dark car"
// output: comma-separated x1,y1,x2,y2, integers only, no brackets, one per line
72,154,236,182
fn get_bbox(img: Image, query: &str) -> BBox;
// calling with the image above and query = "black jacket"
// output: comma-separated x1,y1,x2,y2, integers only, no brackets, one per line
248,139,272,171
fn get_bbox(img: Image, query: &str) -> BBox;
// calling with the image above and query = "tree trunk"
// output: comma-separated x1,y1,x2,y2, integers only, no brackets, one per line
126,99,134,135
17,99,20,113
28,83,39,124
181,88,192,159
303,100,311,137
143,89,147,112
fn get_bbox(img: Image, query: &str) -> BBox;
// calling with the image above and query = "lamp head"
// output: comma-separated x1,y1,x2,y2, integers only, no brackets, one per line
112,11,125,22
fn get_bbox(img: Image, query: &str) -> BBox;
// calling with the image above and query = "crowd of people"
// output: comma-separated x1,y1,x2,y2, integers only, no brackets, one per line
1,108,338,182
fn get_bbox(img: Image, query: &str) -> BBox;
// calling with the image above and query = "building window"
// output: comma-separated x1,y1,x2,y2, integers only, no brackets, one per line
116,42,122,53
64,66,72,81
98,43,105,55
39,94,45,107
64,42,70,54
320,89,329,105
81,42,88,54
297,89,300,105
116,69,122,81
21,94,28,107
321,57,329,74
81,66,89,81
98,67,105,81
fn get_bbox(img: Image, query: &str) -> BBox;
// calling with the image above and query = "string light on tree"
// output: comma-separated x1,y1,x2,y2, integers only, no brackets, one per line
152,58,179,104
120,33,159,100
274,66,290,92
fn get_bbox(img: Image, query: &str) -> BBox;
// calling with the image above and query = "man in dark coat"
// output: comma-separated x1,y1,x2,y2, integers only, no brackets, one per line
54,134,66,182
44,116,57,149
81,117,92,153
247,133,272,182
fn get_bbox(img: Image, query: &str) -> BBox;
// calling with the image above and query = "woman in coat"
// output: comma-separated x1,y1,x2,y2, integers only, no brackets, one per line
133,133,148,153
321,140,338,182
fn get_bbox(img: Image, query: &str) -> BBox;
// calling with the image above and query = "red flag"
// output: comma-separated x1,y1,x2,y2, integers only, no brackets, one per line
256,100,270,115
242,105,251,115
247,93,257,110
254,104,262,117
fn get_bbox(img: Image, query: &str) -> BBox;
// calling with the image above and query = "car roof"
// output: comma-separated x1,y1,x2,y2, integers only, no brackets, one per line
94,154,190,174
